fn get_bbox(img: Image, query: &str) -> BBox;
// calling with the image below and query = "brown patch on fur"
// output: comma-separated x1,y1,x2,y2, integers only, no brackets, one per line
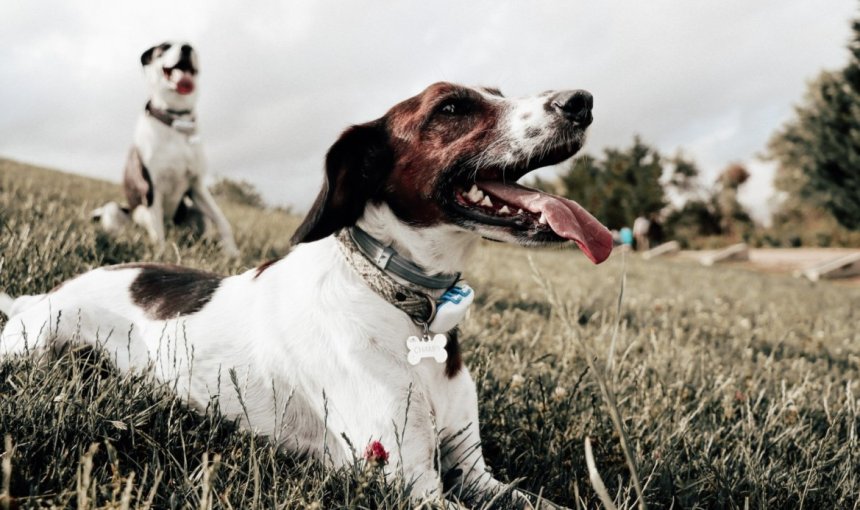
445,327,463,378
291,82,509,243
254,258,280,278
119,263,223,320
123,146,153,210
382,82,502,225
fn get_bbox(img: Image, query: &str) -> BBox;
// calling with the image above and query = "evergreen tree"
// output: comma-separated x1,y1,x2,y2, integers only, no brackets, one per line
714,163,753,236
557,136,666,229
666,152,703,201
768,16,860,230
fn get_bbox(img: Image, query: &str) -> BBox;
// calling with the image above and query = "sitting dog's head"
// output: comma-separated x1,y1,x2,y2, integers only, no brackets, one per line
140,41,199,110
292,82,613,264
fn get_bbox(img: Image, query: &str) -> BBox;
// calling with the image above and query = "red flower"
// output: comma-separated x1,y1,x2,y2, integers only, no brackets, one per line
364,440,389,466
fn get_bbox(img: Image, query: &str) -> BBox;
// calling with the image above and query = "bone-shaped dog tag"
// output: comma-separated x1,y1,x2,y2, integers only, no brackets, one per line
406,333,448,365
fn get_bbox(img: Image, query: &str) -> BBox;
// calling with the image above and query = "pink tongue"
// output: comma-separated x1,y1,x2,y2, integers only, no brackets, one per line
176,77,195,95
477,181,614,264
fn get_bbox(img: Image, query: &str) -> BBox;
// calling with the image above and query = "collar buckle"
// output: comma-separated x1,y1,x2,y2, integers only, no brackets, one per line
375,246,395,268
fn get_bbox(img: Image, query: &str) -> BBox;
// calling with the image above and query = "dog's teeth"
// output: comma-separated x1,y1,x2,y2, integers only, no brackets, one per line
466,186,484,203
538,213,548,224
480,196,493,207
517,209,524,215
499,205,511,214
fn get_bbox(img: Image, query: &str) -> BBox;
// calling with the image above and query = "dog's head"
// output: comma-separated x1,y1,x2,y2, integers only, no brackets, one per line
292,82,613,264
141,41,199,110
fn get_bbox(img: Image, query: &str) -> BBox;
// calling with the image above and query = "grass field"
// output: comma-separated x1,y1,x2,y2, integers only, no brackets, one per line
1,157,859,509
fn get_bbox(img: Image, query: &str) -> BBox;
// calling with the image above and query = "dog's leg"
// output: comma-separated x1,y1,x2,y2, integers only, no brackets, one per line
443,419,536,509
188,182,239,257
0,293,47,322
317,378,457,507
131,198,166,248
440,370,557,509
0,295,143,370
1,269,149,372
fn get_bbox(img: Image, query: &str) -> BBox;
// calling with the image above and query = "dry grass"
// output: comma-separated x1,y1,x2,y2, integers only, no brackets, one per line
1,157,859,508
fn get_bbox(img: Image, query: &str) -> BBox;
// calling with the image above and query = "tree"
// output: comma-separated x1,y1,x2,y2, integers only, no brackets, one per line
210,177,265,209
665,152,703,201
556,136,666,230
714,163,753,237
663,199,722,243
547,137,755,247
768,17,860,230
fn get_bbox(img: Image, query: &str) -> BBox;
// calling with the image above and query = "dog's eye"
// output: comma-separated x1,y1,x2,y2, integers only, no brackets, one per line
437,98,473,117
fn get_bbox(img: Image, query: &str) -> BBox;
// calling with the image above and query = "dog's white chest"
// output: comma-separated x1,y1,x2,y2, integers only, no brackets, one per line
137,115,203,173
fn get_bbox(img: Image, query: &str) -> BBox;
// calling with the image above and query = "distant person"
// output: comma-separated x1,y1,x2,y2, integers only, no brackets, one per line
633,216,650,251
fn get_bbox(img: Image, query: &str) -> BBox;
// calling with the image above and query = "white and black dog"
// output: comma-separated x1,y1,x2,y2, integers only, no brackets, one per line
2,83,612,508
93,41,239,257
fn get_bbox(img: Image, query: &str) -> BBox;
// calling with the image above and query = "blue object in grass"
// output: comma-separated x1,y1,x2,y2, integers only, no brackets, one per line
620,227,634,245
429,282,474,333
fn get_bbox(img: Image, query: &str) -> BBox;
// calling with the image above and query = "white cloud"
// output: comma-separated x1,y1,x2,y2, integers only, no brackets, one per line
0,0,855,218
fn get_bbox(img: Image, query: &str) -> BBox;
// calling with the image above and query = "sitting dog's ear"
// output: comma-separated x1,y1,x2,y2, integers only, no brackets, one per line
141,42,171,67
141,46,157,67
291,120,393,245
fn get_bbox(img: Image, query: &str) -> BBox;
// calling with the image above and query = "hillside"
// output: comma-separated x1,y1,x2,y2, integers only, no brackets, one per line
1,157,859,508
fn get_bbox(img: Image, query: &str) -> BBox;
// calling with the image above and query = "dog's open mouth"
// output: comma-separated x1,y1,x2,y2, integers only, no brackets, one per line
447,147,613,264
163,67,195,95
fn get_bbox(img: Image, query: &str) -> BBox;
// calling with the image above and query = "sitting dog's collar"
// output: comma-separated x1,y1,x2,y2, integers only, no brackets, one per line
145,101,197,135
336,227,460,325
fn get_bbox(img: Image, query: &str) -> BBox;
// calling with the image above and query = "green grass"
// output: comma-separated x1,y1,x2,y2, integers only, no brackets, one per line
1,157,859,509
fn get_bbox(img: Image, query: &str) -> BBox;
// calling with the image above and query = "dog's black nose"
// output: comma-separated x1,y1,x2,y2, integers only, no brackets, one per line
551,90,593,126
181,44,193,55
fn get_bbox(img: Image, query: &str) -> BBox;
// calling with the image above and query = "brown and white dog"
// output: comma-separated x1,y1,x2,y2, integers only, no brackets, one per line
92,41,239,257
1,83,612,508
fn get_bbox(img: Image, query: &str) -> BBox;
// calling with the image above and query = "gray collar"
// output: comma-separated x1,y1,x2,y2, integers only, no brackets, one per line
349,226,460,290
336,228,460,325
145,101,197,135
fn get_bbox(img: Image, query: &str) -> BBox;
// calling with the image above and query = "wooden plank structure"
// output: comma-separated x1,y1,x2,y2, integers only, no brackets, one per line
700,243,749,267
642,240,681,260
798,252,860,282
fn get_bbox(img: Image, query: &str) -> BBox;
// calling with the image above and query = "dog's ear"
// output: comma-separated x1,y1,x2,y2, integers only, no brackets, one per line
141,46,157,67
141,42,171,66
291,120,393,245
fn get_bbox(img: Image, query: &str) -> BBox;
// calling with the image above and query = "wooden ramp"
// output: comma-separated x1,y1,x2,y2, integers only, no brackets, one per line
643,241,680,260
798,252,860,282
700,243,749,267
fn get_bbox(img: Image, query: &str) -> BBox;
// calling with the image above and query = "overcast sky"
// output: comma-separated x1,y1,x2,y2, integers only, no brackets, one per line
1,1,856,222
